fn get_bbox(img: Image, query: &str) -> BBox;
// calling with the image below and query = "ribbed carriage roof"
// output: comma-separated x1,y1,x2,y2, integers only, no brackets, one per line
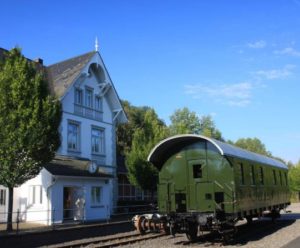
148,134,287,170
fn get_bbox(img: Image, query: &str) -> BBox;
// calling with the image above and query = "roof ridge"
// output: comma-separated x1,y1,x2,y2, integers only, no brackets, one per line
47,51,96,68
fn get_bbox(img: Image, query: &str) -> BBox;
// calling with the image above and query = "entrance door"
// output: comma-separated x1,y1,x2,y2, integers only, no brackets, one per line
158,182,174,213
63,187,84,221
187,159,213,211
0,189,7,222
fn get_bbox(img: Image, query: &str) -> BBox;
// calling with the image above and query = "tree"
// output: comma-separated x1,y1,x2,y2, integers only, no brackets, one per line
199,115,224,141
288,160,300,201
125,109,168,197
117,100,153,156
0,48,62,231
169,107,202,135
169,107,223,140
233,137,272,156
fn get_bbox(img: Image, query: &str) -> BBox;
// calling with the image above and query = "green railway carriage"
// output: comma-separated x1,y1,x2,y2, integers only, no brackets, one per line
147,134,290,240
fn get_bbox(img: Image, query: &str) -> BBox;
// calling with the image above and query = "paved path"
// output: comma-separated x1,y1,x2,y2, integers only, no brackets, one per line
282,236,300,248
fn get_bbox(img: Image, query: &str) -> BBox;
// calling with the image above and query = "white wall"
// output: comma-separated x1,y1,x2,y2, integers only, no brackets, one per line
50,177,111,223
12,169,52,224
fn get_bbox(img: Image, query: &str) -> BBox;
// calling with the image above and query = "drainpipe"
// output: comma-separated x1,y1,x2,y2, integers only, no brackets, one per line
46,176,57,225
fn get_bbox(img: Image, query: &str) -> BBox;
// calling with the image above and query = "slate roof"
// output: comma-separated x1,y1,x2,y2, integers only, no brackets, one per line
46,51,96,98
44,155,113,178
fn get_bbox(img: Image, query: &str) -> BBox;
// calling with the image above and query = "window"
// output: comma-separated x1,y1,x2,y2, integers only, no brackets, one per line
68,122,80,151
279,171,283,186
193,164,202,178
95,96,103,111
75,88,83,105
239,163,245,185
284,172,288,186
91,186,102,205
85,88,93,108
29,186,42,205
91,128,105,154
259,166,264,185
273,170,277,185
0,189,6,205
250,165,255,185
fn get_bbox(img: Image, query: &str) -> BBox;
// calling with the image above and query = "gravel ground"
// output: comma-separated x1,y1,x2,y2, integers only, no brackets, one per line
120,203,300,248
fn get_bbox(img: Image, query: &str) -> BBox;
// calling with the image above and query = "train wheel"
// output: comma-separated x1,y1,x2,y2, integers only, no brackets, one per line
246,216,253,224
186,222,198,242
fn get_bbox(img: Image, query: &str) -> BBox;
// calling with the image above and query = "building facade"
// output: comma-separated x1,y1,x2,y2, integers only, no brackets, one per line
0,48,127,224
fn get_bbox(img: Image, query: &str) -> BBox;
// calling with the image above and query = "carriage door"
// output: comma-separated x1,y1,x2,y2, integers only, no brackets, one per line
158,182,175,212
188,159,213,211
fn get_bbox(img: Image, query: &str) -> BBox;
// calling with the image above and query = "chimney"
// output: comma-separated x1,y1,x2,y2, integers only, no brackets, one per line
34,58,43,65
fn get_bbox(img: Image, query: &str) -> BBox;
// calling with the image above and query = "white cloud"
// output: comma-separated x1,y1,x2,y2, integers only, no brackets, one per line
184,82,253,107
247,40,266,49
255,64,296,80
274,47,300,57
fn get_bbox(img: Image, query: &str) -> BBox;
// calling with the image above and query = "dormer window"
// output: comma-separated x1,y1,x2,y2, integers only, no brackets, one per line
75,88,83,105
85,88,93,108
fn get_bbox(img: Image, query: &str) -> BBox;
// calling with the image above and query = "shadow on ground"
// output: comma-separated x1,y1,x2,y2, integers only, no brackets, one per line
0,221,134,248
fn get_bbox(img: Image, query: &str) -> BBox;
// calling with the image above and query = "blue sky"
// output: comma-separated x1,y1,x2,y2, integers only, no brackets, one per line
1,0,300,163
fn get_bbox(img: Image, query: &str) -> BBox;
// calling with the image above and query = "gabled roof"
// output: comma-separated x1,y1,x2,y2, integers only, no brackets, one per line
44,155,113,178
148,134,287,170
46,51,96,98
0,47,127,124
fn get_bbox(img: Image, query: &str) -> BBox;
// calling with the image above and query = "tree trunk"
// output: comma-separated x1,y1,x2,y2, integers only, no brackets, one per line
6,187,13,232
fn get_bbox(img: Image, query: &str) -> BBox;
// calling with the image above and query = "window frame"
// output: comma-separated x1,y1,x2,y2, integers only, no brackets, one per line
74,88,83,105
0,189,6,206
273,169,277,185
250,165,255,185
67,120,81,152
91,186,102,207
259,166,264,185
193,164,203,178
279,171,283,186
85,87,93,108
239,163,245,185
91,126,105,155
29,185,43,205
95,95,103,111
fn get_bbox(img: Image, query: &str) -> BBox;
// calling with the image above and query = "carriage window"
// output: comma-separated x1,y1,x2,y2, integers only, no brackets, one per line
279,171,283,186
193,164,202,178
284,172,288,186
250,165,255,185
259,167,264,185
273,170,277,185
240,163,245,185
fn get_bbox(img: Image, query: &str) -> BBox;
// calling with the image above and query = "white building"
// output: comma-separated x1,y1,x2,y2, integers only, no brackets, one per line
0,48,127,224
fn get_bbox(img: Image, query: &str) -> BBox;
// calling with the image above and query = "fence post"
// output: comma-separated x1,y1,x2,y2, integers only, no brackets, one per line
52,208,55,230
16,209,20,234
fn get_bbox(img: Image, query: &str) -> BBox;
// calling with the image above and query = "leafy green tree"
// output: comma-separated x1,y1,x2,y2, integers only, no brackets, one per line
0,48,61,231
125,109,168,197
169,107,223,140
117,100,153,156
233,137,272,156
288,160,300,201
199,115,224,141
169,107,202,135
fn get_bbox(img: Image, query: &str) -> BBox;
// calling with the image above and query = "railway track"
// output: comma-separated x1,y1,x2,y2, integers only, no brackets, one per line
47,232,165,248
169,218,294,247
